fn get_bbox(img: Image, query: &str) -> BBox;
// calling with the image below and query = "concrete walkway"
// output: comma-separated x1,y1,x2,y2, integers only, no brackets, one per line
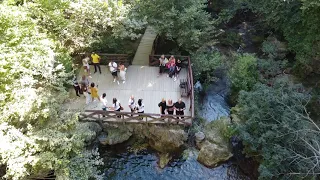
132,26,157,66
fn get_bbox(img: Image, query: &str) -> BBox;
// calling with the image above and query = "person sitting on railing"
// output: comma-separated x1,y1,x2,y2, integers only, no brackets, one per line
175,59,182,77
167,55,176,79
166,99,174,115
158,54,168,77
174,98,186,119
158,98,166,116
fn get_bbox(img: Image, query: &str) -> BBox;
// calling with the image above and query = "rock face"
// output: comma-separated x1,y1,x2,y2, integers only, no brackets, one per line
100,126,132,145
83,122,102,143
197,142,232,167
195,132,205,145
143,125,188,153
197,117,233,167
158,153,172,169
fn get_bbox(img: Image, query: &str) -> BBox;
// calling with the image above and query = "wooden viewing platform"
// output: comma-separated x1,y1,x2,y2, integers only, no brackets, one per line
67,27,194,126
67,56,194,126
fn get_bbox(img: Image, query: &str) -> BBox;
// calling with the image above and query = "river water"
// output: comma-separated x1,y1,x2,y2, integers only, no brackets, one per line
99,145,248,180
197,70,230,121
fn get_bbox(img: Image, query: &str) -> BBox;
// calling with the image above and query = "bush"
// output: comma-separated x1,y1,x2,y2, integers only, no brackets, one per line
229,53,258,93
192,51,225,85
235,78,320,179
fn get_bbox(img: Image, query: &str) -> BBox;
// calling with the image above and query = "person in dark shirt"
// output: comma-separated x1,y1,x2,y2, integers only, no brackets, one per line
166,99,174,115
174,98,186,119
158,98,166,115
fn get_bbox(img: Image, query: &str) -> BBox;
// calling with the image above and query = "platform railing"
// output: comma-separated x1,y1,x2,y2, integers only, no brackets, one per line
79,110,192,126
74,53,130,66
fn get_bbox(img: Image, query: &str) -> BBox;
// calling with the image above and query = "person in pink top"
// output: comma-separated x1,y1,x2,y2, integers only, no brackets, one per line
167,55,176,78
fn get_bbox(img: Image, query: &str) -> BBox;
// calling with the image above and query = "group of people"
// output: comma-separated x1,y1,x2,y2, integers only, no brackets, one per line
158,98,186,118
81,52,127,84
158,55,182,81
73,52,186,118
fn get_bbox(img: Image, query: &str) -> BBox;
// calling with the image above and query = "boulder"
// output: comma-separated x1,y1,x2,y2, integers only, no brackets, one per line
195,132,205,147
82,122,102,143
197,117,233,167
100,126,132,145
158,153,172,169
143,126,187,153
197,142,232,167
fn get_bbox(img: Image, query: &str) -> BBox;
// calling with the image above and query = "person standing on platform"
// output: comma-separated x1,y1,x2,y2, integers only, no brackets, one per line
91,52,101,74
174,98,186,119
112,98,122,118
137,99,145,113
158,98,166,116
166,99,174,115
128,95,136,116
101,93,108,117
108,60,119,85
82,57,90,76
90,82,100,102
73,76,80,97
119,62,126,84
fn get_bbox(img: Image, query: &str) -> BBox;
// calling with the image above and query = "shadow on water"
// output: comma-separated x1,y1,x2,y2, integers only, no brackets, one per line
99,144,249,180
198,69,231,121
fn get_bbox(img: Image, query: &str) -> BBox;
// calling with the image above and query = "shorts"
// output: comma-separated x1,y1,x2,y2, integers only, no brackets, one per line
111,71,117,77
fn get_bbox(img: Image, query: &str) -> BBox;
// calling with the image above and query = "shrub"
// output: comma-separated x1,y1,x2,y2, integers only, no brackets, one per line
229,53,258,93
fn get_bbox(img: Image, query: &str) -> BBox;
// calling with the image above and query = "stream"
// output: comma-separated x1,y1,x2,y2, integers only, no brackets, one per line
99,146,248,180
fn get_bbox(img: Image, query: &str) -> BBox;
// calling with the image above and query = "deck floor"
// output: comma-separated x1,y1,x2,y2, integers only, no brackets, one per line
66,65,191,117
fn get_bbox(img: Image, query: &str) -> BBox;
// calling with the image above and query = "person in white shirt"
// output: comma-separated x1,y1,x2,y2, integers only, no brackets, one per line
137,99,145,113
82,57,90,75
100,93,108,117
158,54,168,76
112,98,122,118
128,95,136,116
137,99,145,120
108,60,119,84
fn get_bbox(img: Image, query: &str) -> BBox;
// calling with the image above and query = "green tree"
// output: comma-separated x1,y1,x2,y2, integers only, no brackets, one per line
242,0,320,77
134,0,215,52
192,50,224,84
235,78,320,179
229,53,258,92
0,4,102,179
3,0,146,53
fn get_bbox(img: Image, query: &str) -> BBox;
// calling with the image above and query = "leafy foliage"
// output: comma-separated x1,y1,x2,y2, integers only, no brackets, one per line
134,0,215,52
192,50,224,84
235,79,320,179
257,58,287,81
229,53,258,92
0,3,103,179
7,0,146,53
242,0,320,77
